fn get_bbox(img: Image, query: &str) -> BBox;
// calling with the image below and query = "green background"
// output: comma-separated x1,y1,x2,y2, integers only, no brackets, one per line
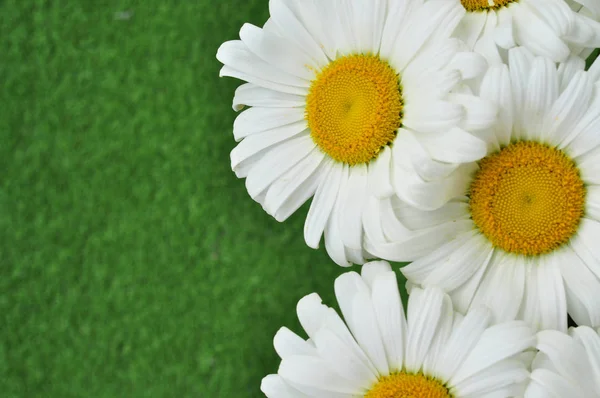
1,1,598,397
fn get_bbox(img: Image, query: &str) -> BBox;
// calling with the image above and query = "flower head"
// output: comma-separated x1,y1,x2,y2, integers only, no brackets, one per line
261,261,536,397
366,49,600,332
217,0,496,266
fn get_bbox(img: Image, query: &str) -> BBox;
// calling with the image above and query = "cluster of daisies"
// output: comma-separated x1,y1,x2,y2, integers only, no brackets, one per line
217,0,600,396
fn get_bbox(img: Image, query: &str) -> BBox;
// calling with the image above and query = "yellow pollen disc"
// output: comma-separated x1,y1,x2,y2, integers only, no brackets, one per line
460,0,517,12
305,54,403,165
365,372,452,398
469,141,586,256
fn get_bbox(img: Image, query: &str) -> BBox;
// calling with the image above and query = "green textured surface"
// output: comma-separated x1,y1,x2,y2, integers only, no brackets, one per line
2,1,599,397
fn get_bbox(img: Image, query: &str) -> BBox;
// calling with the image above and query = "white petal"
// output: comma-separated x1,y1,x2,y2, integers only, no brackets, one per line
519,261,547,339
435,306,492,382
472,12,503,65
389,0,465,71
361,196,387,245
245,135,316,200
525,368,582,398
402,100,464,134
559,245,600,326
379,0,423,59
304,160,341,249
561,89,600,157
536,329,595,388
274,327,317,359
570,326,600,382
371,269,407,371
525,0,574,37
279,355,361,396
478,64,513,150
220,65,308,96
448,52,488,80
239,23,318,80
511,3,570,62
332,0,358,56
312,328,377,390
340,165,368,251
452,359,529,397
365,220,474,263
470,253,527,324
217,41,309,92
274,168,323,222
494,5,516,49
507,47,535,139
557,55,586,92
449,249,495,315
296,293,372,368
570,218,600,280
453,11,487,49
522,56,559,142
405,68,463,105
404,288,446,373
325,179,352,267
422,233,494,292
261,374,310,398
401,38,460,86
577,145,600,184
334,272,389,375
360,261,393,288
268,0,329,67
450,321,535,385
542,70,593,147
233,107,306,141
232,83,306,111
230,122,307,170
535,254,568,332
349,0,387,54
392,197,470,230
392,129,460,182
367,146,394,199
421,293,454,378
394,163,477,211
379,196,418,242
296,293,330,340
413,126,487,164
264,150,325,221
401,229,477,283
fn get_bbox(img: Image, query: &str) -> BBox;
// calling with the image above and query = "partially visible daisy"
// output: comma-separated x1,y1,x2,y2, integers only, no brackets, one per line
365,48,600,331
525,326,600,397
261,261,536,398
217,0,496,266
452,0,600,63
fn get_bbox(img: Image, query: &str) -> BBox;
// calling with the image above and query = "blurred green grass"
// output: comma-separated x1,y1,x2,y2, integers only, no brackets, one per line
0,1,408,397
2,1,598,397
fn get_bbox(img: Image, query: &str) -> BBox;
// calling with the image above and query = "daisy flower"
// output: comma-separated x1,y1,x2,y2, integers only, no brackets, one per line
365,48,600,332
261,261,536,398
216,0,496,266
452,0,600,63
525,326,600,396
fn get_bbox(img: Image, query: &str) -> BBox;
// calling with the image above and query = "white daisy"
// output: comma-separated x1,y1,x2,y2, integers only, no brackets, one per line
451,0,600,63
365,48,600,332
261,260,536,398
216,0,496,266
525,326,600,397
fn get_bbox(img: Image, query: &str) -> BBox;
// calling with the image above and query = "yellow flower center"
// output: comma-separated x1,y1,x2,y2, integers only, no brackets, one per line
305,54,403,165
365,372,452,398
460,0,517,12
469,141,586,256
